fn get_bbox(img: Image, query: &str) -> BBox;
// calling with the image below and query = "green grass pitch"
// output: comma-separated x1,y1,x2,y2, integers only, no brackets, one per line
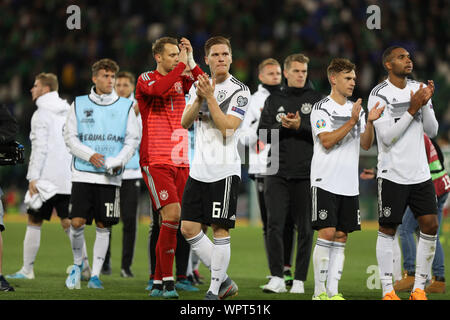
1,219,449,300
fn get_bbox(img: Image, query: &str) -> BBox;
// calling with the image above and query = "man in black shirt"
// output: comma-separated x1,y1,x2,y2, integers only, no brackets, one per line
258,54,322,293
0,104,19,291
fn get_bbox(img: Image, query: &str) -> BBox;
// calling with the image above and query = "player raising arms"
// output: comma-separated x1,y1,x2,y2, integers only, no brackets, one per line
369,46,439,300
310,58,384,300
135,37,204,299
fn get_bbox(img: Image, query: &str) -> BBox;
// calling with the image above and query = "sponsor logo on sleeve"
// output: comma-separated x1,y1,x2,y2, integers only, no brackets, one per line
231,106,245,116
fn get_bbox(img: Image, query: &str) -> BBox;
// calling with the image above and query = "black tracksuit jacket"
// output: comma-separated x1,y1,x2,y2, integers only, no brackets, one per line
257,83,323,179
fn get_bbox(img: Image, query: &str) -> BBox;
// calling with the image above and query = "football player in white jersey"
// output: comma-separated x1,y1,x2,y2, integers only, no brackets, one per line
310,58,384,300
180,36,250,300
368,46,439,300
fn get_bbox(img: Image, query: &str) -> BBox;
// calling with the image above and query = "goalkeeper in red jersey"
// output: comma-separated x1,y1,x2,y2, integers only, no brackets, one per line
135,36,204,299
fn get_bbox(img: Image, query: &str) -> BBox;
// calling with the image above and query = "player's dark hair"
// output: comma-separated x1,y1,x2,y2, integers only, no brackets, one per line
92,58,119,76
152,37,178,57
204,36,232,56
382,46,403,71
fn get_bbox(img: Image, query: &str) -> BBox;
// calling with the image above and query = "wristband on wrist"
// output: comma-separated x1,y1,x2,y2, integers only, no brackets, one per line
187,52,196,69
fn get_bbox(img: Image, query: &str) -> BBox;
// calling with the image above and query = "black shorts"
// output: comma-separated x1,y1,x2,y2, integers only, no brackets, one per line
69,182,121,227
311,186,361,233
377,178,437,226
27,194,70,221
181,175,240,229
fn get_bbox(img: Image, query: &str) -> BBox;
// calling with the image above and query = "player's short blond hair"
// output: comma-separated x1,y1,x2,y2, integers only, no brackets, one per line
35,73,58,91
204,36,232,56
284,54,309,70
258,58,280,74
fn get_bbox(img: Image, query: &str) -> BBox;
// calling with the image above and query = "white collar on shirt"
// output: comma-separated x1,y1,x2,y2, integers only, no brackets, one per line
89,86,119,105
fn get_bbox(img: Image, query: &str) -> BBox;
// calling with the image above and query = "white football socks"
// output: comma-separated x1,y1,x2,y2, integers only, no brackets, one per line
186,231,213,269
70,225,85,266
313,238,332,297
376,231,394,296
22,225,41,274
209,237,231,295
91,227,110,278
66,226,90,270
186,231,231,292
327,241,346,297
413,232,437,291
392,231,402,282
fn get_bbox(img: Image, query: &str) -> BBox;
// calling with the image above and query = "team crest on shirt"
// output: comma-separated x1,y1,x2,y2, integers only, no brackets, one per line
301,103,312,114
174,81,183,94
159,190,169,201
319,209,328,220
383,207,391,218
276,106,287,123
217,90,227,102
316,119,326,129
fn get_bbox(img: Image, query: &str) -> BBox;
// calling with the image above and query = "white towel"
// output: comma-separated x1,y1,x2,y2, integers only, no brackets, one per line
24,180,58,210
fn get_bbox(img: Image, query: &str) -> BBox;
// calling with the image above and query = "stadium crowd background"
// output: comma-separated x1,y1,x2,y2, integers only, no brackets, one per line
0,0,449,218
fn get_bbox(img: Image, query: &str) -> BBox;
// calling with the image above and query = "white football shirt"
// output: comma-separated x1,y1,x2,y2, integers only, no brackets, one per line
187,75,250,183
310,96,366,196
368,79,437,184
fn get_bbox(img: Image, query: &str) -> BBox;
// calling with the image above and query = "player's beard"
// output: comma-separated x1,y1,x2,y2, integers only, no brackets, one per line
393,66,412,79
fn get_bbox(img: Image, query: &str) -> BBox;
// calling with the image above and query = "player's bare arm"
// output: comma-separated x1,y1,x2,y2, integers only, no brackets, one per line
318,98,362,150
181,96,204,129
197,74,241,138
360,101,385,150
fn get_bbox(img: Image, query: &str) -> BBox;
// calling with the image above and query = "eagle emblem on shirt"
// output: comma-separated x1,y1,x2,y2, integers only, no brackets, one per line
174,81,183,94
217,90,227,102
159,190,169,201
301,103,312,114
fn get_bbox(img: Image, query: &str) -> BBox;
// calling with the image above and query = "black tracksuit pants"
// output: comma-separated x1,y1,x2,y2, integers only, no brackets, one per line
264,176,313,281
255,177,296,268
104,179,140,271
